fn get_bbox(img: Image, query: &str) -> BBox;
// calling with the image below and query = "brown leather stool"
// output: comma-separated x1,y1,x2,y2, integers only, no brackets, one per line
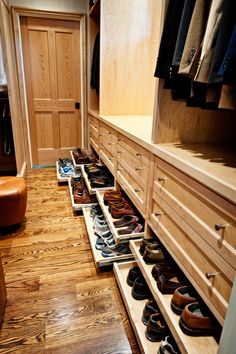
0,176,27,227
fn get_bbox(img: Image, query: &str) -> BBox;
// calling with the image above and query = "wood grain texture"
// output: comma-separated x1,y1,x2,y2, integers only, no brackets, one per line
0,168,139,353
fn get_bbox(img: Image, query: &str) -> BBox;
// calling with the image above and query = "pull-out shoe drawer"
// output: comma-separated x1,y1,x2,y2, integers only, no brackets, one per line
149,192,232,324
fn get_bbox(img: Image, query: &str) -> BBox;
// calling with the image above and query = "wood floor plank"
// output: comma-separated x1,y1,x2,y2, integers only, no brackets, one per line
0,168,139,353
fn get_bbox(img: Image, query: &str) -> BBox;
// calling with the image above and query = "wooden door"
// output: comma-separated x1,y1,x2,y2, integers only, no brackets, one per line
20,17,81,166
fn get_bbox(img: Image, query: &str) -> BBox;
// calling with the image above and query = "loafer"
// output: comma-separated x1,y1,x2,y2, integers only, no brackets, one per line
126,266,142,287
143,245,165,264
157,271,188,294
158,336,180,354
145,313,168,342
111,204,135,219
142,299,160,325
131,275,151,300
171,285,198,315
179,302,221,336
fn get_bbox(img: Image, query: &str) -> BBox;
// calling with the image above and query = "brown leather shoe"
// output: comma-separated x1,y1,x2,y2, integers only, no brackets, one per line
111,203,135,219
171,285,198,315
179,302,221,336
157,271,187,294
143,246,165,264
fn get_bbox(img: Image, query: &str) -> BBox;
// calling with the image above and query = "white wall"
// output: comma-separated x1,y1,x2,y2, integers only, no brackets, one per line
9,0,88,13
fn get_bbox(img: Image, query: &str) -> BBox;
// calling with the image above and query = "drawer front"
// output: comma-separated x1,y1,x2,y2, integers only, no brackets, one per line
100,124,117,157
117,161,147,215
90,124,99,140
117,133,150,167
118,146,149,182
154,157,236,270
149,193,231,324
90,134,99,152
100,147,116,175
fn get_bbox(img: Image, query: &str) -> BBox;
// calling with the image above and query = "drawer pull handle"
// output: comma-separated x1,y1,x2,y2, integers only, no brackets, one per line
158,176,167,182
108,132,112,135
117,151,122,154
99,134,103,137
155,212,162,217
136,153,142,157
215,223,228,231
118,139,123,142
118,168,123,172
108,158,113,161
108,143,112,146
205,272,221,279
134,189,140,193
135,167,143,171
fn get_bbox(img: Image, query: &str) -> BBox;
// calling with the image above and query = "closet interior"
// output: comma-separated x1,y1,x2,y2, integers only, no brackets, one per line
87,0,236,353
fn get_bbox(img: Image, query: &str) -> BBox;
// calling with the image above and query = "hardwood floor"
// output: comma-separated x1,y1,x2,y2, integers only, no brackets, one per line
0,168,139,354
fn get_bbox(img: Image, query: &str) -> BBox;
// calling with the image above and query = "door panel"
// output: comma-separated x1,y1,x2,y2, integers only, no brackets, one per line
20,17,81,166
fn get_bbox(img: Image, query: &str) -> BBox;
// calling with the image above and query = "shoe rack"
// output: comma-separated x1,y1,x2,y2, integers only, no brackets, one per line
68,177,98,211
83,207,133,268
96,190,145,243
113,240,219,354
113,260,158,354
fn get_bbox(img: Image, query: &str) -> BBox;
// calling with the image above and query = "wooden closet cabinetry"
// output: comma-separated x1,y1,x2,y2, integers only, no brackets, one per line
99,122,117,175
148,157,236,325
116,135,151,216
89,114,100,153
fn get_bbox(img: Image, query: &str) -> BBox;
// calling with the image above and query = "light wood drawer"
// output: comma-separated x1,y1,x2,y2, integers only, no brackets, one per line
117,161,147,215
100,124,117,156
154,157,236,271
90,135,99,152
149,192,231,324
117,133,150,167
100,146,116,175
117,147,149,182
90,115,99,131
90,124,99,140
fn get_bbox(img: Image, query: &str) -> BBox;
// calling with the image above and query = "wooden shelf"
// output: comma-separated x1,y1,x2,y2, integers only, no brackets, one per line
80,165,115,194
113,261,159,354
68,178,98,211
83,207,133,267
96,190,145,243
56,161,81,183
129,240,219,354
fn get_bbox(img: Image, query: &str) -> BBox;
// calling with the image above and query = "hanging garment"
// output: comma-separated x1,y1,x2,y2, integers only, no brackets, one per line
218,24,236,85
208,0,236,84
194,0,224,83
178,0,211,77
90,32,100,95
154,0,185,79
172,0,196,67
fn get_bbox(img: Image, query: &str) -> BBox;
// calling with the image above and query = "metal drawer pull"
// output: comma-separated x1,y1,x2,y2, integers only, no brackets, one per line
118,138,123,142
118,168,123,172
99,134,103,137
136,153,142,157
155,212,162,217
205,272,221,279
215,223,228,231
117,151,122,154
108,132,112,135
108,142,112,145
135,167,143,171
158,176,167,182
108,157,113,161
134,189,140,193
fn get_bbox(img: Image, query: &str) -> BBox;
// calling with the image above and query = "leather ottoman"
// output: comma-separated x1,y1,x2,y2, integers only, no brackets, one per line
0,176,27,227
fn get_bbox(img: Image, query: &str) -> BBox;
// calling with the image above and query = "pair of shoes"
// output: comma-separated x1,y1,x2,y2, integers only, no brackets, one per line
72,177,97,204
73,148,97,164
117,223,144,235
157,271,188,294
103,189,123,205
110,201,135,219
143,244,166,264
126,265,151,300
158,336,180,354
101,243,131,258
170,285,221,336
58,158,75,177
90,176,114,188
90,205,103,218
139,238,160,256
113,215,139,228
145,313,169,342
152,261,174,281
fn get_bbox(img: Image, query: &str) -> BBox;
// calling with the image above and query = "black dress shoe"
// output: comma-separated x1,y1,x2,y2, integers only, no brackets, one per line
145,313,169,342
131,275,151,300
126,266,142,287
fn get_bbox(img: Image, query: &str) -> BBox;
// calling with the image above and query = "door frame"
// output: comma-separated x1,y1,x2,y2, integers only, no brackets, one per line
12,7,88,167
